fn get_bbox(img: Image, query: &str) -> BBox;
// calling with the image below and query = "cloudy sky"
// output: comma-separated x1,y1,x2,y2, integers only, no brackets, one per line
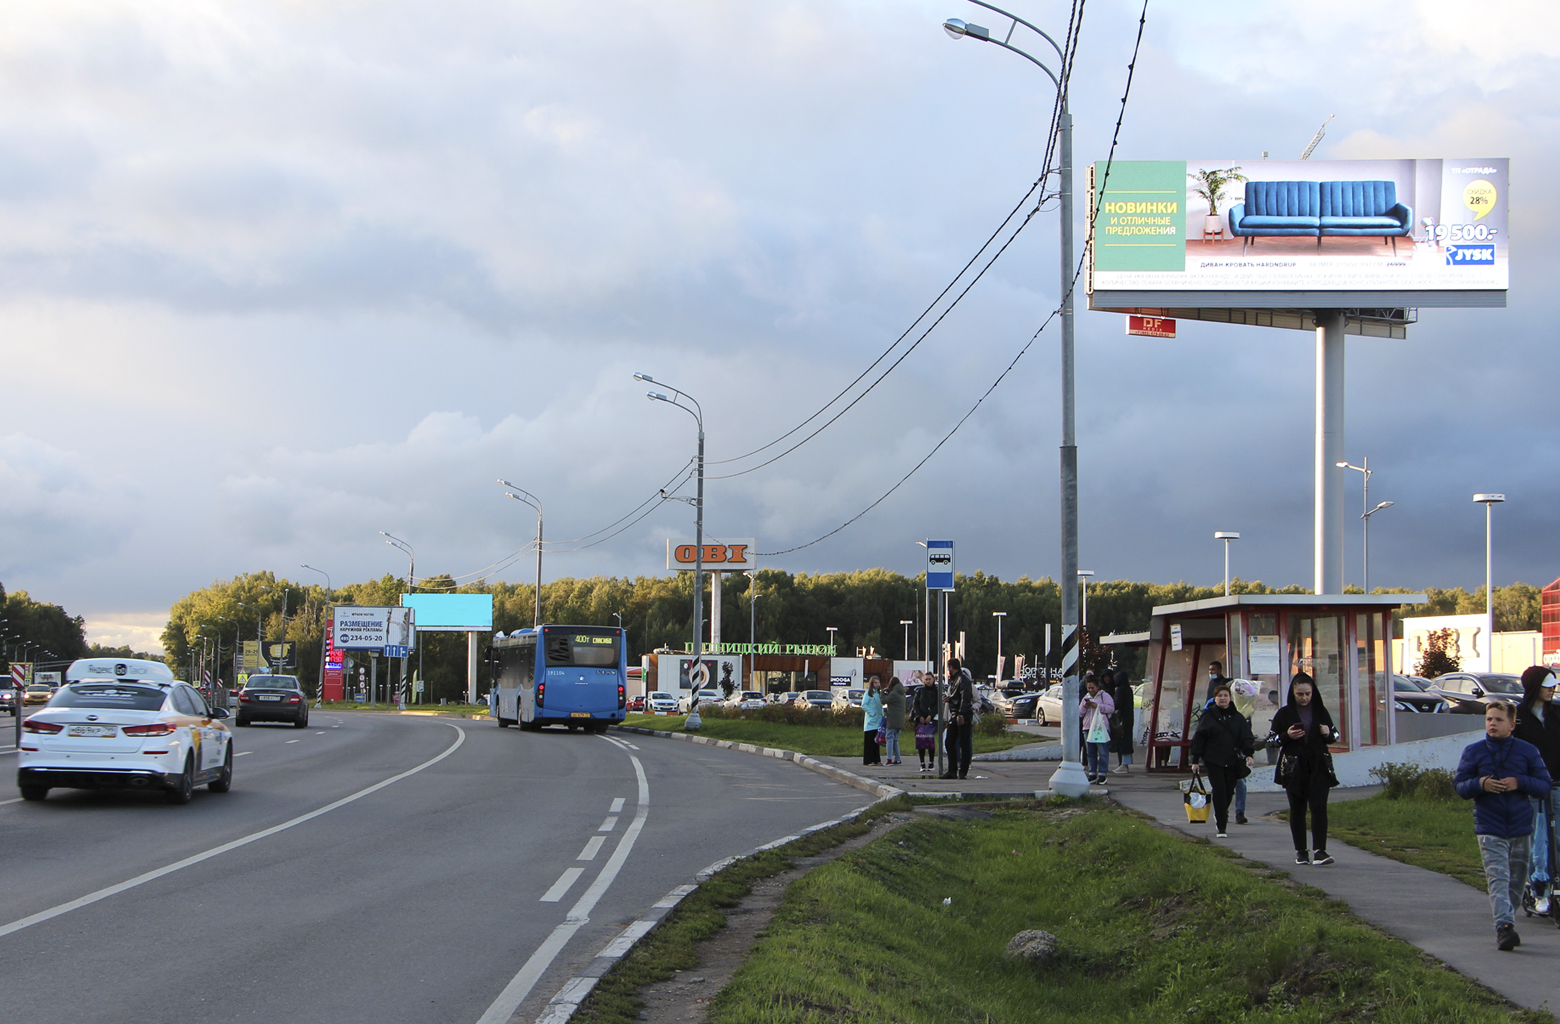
2,0,1556,653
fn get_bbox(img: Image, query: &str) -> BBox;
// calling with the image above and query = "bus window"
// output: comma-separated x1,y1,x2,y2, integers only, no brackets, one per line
546,631,620,668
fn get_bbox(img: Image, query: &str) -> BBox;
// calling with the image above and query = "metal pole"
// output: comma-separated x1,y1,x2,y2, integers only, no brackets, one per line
1486,501,1494,650
1362,458,1370,594
534,508,543,628
1224,540,1231,596
1315,311,1346,595
694,425,704,660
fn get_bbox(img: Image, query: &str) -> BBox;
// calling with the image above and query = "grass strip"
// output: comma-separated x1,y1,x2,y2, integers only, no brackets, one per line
573,797,913,1024
706,801,1549,1024
318,701,489,715
621,715,1036,757
1324,792,1485,889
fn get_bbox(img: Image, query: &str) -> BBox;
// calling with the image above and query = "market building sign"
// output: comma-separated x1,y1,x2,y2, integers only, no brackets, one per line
706,642,836,657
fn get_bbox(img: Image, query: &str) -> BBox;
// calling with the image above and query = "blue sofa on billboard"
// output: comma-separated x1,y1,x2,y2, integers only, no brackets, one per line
1227,180,1412,254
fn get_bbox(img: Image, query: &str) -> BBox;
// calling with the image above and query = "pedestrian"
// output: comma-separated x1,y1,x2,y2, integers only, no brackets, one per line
1189,681,1254,838
1201,681,1251,824
1205,659,1231,702
941,658,975,780
861,675,884,766
1079,673,1116,784
1456,700,1553,951
913,672,940,773
883,673,907,766
1514,665,1560,926
1109,668,1135,775
1269,672,1337,864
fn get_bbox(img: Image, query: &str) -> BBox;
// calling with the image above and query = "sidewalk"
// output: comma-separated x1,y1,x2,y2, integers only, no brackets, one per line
830,753,1558,1015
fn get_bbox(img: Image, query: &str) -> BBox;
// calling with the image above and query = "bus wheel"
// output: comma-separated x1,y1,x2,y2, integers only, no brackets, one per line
566,724,579,732
497,717,510,728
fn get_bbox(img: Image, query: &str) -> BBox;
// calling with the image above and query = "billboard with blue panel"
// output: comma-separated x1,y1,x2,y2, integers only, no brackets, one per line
399,593,494,632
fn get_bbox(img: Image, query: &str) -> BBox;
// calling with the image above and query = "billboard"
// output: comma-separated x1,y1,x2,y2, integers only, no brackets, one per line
262,641,297,671
399,593,494,632
1088,158,1508,308
332,606,417,651
666,540,755,571
657,654,741,693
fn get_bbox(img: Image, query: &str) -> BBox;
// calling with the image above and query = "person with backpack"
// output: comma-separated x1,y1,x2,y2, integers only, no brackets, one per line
1514,665,1560,927
1189,681,1254,838
1270,672,1338,865
941,658,975,780
1456,700,1553,951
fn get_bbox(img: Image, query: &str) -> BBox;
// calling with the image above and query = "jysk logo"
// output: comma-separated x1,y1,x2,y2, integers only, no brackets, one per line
1445,244,1495,266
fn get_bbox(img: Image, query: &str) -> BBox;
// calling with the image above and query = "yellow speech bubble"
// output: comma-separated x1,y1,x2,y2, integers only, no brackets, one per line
1463,179,1497,221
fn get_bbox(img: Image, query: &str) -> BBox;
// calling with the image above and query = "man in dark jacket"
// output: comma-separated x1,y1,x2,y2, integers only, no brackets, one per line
941,658,975,780
1204,660,1231,702
1515,665,1559,926
1456,700,1553,951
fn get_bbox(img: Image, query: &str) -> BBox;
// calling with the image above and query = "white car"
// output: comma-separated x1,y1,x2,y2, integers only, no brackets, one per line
645,691,680,714
728,690,766,709
678,688,722,713
831,689,865,710
17,658,234,804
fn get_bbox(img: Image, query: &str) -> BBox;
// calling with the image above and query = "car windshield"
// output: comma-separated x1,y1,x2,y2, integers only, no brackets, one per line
847,690,864,699
805,691,831,700
650,692,673,700
1394,676,1427,692
244,676,301,691
1478,675,1523,694
49,684,167,711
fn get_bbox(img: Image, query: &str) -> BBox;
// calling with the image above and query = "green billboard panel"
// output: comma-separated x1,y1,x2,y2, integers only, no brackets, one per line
1092,160,1186,271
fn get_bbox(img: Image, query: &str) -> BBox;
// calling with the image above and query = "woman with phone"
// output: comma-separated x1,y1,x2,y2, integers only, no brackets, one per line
1269,671,1338,865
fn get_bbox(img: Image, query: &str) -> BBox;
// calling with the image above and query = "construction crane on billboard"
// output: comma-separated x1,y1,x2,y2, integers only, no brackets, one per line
1299,115,1335,160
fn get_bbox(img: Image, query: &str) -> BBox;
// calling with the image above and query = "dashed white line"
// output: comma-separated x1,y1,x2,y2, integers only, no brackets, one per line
609,797,626,813
577,836,606,861
539,867,584,903
597,816,618,832
0,797,21,807
314,732,325,736
285,739,300,744
235,751,253,757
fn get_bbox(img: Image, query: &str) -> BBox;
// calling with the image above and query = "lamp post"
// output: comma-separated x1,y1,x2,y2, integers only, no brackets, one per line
379,532,414,707
746,572,764,692
300,564,331,705
946,3,1086,796
900,620,914,662
1078,571,1095,629
1474,493,1505,669
993,611,1007,684
1214,532,1240,596
1337,459,1393,592
498,482,544,628
637,372,706,726
826,627,839,654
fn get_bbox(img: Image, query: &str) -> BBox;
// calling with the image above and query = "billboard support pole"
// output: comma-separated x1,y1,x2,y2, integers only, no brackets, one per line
1315,311,1346,595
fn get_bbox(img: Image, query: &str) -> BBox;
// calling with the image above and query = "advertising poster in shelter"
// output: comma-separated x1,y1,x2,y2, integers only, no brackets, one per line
1089,158,1509,297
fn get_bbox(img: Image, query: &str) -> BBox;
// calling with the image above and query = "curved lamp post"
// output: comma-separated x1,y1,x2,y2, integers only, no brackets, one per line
498,481,544,628
1337,459,1393,592
945,2,1087,797
637,372,705,728
300,563,331,705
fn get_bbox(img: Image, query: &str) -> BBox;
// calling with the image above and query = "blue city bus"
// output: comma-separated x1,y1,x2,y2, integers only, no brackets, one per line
490,625,626,732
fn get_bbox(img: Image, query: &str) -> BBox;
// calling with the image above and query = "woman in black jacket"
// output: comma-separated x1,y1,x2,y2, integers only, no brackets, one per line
911,677,941,774
1109,668,1135,775
1189,682,1254,838
1269,671,1337,866
1515,665,1558,923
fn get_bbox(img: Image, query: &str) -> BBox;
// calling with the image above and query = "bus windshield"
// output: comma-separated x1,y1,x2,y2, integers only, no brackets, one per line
545,630,620,668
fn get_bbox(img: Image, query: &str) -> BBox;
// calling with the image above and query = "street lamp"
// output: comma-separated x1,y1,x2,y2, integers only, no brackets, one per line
900,620,914,662
1337,459,1393,592
947,2,1086,797
379,531,415,594
300,564,332,704
745,572,764,693
498,481,544,628
993,611,1007,683
1214,532,1240,596
1077,571,1095,629
825,627,839,653
636,372,705,664
1474,493,1505,665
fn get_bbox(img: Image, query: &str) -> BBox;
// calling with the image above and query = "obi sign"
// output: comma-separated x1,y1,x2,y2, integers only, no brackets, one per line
666,539,756,571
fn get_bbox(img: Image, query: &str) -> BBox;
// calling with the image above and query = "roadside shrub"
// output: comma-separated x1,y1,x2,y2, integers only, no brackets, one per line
694,702,864,729
975,712,1008,737
1369,762,1457,800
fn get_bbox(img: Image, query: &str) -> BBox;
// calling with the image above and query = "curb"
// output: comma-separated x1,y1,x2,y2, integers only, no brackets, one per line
611,725,904,801
531,805,874,1023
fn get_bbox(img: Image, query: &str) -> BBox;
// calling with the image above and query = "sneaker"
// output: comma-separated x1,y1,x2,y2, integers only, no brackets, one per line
1215,832,1229,839
1311,851,1335,866
1110,765,1129,775
1497,923,1519,951
1236,813,1248,825
1295,851,1311,865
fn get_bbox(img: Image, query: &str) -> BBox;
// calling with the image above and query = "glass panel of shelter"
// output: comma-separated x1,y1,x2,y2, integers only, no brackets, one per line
1241,611,1285,757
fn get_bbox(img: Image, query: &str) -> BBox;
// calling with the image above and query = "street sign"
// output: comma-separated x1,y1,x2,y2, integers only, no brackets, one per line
11,663,29,688
1126,314,1176,338
926,540,955,591
383,645,410,659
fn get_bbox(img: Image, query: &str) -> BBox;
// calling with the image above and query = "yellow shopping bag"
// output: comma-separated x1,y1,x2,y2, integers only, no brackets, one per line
1182,776,1210,823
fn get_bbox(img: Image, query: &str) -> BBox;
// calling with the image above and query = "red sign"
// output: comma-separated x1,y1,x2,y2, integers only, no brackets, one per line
1126,315,1176,338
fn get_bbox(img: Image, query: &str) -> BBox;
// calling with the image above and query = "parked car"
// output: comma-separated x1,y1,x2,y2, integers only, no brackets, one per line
625,694,646,712
1034,684,1065,724
832,689,866,710
774,691,803,705
728,690,766,710
1424,672,1523,712
1391,674,1450,713
799,690,834,709
678,688,723,713
645,691,679,714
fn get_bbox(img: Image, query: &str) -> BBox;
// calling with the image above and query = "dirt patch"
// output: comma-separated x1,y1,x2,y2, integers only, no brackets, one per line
631,813,914,1024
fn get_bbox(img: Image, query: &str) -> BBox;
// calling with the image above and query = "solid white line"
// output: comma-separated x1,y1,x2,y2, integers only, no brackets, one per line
0,797,21,807
577,836,606,861
235,751,252,757
609,797,625,813
474,748,650,1024
539,867,584,903
597,816,618,832
0,722,467,941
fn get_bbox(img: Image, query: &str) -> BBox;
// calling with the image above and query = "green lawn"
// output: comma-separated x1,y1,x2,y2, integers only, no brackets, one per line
698,804,1545,1024
620,714,1039,757
1325,792,1485,889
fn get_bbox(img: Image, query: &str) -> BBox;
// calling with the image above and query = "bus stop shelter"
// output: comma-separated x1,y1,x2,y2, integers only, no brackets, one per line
1142,593,1426,772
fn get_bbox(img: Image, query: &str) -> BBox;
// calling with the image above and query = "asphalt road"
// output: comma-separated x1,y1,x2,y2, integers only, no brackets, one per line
0,713,869,1024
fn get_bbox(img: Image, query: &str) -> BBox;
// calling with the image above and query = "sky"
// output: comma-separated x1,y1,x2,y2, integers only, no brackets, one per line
1,0,1557,654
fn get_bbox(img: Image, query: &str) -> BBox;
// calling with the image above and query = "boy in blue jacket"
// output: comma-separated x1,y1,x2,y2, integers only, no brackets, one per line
1456,701,1553,951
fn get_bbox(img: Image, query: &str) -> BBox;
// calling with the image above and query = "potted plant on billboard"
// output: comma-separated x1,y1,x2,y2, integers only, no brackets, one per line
1189,166,1247,238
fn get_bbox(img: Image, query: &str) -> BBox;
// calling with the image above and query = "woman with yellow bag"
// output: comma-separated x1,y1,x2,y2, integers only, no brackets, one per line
1189,682,1256,839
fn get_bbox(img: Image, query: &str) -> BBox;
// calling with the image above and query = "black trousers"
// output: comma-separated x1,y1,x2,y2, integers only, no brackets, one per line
945,721,973,776
863,730,881,765
1205,763,1243,832
1286,774,1330,852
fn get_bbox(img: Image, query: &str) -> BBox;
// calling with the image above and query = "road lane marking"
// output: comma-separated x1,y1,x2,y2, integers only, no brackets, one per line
315,732,325,736
474,744,650,1024
539,868,584,903
609,797,625,813
285,739,300,744
577,836,605,861
597,816,618,832
0,798,20,807
0,722,467,941
235,751,253,757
